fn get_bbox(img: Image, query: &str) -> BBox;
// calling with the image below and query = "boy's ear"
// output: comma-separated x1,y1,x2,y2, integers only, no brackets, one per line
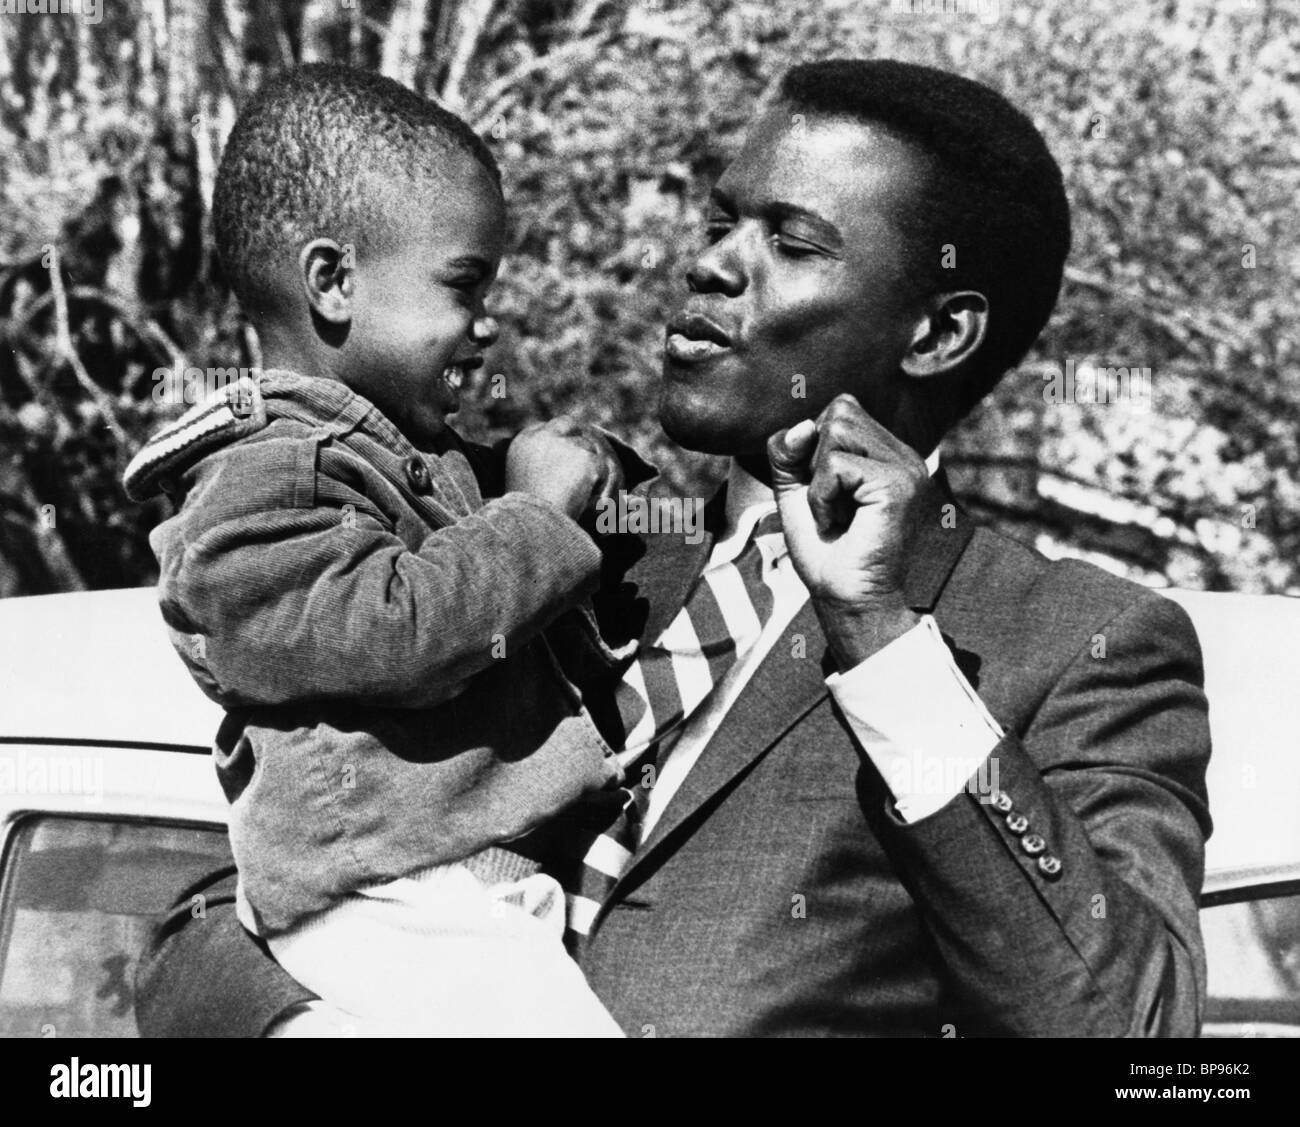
299,238,354,325
900,290,989,380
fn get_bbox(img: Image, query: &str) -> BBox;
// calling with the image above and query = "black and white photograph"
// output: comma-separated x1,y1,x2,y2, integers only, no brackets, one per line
0,0,1295,1094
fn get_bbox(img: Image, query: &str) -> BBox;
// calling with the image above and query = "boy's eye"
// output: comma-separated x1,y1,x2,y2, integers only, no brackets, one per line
704,215,733,244
447,277,492,307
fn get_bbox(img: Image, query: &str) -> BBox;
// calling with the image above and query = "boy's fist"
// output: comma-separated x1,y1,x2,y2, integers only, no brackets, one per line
505,419,624,522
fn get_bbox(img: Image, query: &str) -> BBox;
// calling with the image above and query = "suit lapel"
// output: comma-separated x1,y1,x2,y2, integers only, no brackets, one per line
607,471,976,900
629,596,830,869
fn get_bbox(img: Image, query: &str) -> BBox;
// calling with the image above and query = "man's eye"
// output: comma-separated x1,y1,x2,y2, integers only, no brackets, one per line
770,233,819,257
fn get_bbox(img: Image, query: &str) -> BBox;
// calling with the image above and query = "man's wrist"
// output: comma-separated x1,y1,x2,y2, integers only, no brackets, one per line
824,612,1003,823
814,593,921,668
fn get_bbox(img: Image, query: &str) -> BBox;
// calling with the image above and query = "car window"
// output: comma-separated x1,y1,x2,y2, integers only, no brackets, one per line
1202,886,1300,1036
0,814,230,1038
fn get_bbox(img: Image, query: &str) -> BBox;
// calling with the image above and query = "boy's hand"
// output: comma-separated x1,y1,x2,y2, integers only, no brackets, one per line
505,419,624,522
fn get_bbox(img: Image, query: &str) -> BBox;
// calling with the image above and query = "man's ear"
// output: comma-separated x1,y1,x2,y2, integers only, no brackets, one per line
299,238,354,325
900,291,988,380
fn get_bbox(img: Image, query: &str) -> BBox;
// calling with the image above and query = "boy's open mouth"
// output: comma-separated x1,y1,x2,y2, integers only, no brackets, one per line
441,355,484,391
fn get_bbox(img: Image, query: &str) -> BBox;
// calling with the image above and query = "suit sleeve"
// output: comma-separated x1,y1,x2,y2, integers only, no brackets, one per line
135,865,316,1038
872,592,1212,1037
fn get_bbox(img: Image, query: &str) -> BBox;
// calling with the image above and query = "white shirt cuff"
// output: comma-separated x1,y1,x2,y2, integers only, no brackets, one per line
826,615,1002,823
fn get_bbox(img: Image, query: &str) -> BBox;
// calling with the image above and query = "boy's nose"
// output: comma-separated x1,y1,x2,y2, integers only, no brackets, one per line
469,316,499,347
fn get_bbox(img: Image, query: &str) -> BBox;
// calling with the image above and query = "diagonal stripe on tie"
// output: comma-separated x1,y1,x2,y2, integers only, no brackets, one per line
582,833,634,879
563,506,786,943
634,633,685,741
613,663,653,751
734,513,780,625
664,611,718,722
679,571,740,686
566,894,601,937
565,791,642,938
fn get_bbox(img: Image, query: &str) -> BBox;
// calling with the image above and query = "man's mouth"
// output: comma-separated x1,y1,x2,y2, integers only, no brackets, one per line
665,312,733,364
441,355,484,391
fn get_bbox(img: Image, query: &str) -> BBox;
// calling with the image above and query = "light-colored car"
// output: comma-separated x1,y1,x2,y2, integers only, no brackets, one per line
0,586,1297,1036
1161,588,1300,1037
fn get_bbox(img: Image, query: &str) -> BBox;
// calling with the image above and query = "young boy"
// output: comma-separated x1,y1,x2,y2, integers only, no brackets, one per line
124,64,636,1035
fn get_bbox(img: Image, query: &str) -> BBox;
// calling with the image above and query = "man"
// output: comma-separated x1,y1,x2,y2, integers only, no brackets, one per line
136,59,1211,1037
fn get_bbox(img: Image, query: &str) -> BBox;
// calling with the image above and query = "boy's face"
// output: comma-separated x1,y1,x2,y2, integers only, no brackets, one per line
343,157,506,448
659,106,929,458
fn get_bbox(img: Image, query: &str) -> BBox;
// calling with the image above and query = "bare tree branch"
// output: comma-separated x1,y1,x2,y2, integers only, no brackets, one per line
381,0,431,88
468,34,611,132
440,0,498,110
7,480,87,592
47,246,135,457
11,285,188,373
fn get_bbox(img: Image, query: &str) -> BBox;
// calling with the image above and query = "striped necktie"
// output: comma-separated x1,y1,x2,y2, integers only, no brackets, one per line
564,509,784,941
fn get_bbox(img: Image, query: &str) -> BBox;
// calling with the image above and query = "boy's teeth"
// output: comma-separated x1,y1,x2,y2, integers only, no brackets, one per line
443,365,463,390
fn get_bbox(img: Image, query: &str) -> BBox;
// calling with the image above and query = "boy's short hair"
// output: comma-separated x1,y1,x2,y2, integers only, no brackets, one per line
778,59,1071,420
214,63,501,314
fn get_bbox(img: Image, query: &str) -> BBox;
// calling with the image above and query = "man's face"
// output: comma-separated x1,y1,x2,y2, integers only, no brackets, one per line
660,106,931,458
343,157,505,449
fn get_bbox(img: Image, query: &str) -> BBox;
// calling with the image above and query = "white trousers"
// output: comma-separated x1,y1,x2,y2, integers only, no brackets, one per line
264,864,624,1038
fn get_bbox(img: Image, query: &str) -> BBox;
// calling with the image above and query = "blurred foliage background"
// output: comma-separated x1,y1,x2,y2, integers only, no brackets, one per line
0,0,1296,597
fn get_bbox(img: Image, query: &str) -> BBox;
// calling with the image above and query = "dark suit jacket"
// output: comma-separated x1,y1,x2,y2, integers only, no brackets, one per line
135,477,1212,1037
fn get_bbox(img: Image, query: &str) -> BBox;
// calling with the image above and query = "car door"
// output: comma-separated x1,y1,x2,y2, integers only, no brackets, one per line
0,743,229,1038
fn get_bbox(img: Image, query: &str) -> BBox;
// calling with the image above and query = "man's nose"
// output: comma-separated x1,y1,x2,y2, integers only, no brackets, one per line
685,236,745,297
469,316,499,347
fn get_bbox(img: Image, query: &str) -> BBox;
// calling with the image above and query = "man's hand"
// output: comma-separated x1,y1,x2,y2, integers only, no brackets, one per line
505,418,624,523
767,394,926,667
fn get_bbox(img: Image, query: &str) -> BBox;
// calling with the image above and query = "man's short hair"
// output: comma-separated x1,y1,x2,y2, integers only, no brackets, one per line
778,59,1071,419
214,63,501,314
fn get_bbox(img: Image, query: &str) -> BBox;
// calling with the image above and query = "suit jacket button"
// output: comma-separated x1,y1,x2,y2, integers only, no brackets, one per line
405,456,432,494
1038,855,1063,879
1005,812,1029,835
1021,833,1046,856
989,791,1013,814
